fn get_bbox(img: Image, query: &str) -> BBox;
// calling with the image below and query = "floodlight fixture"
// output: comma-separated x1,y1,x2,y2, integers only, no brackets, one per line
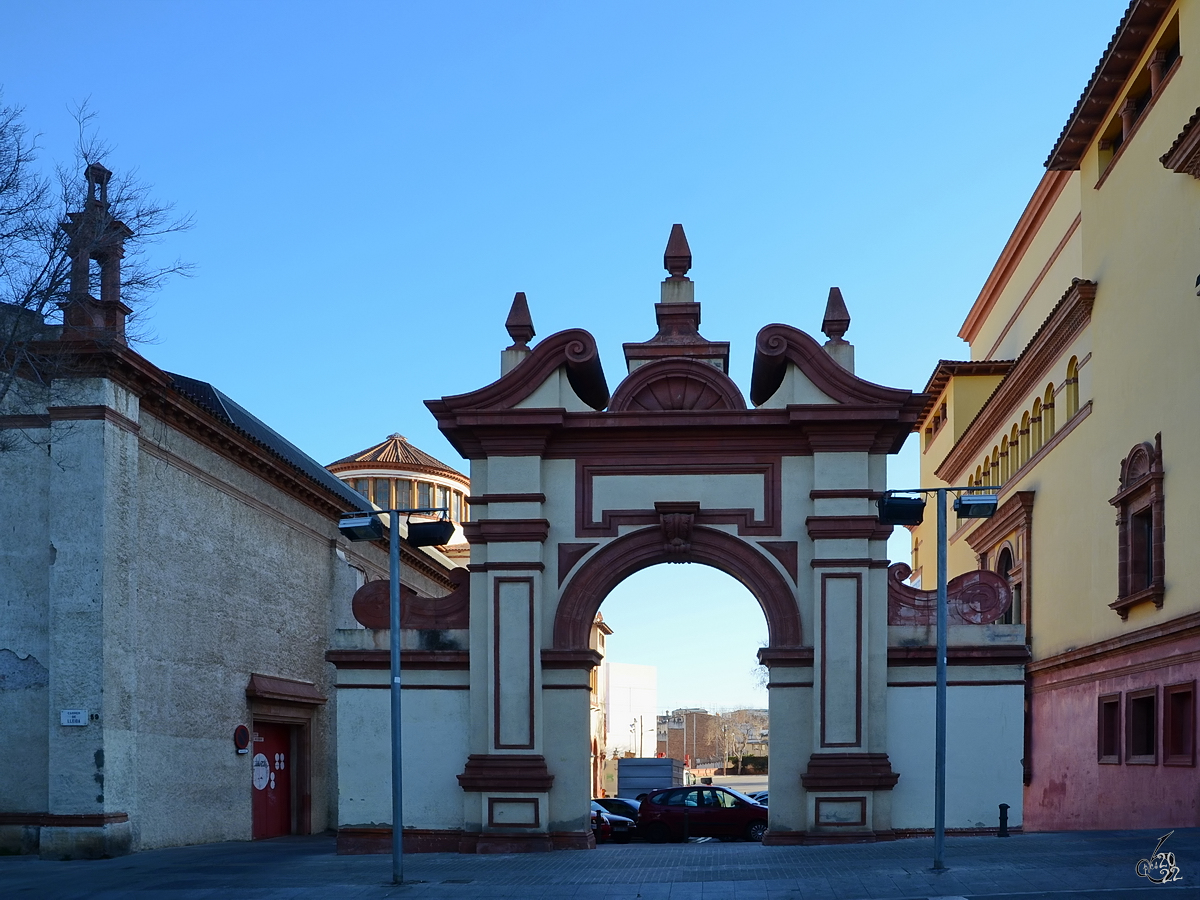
339,513,385,542
877,492,926,526
406,519,456,547
953,493,999,519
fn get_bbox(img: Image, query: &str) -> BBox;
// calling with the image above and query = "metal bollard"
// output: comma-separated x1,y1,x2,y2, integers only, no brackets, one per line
998,803,1010,837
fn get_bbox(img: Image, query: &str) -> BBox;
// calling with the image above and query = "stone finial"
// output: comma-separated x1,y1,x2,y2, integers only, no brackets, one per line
664,224,692,280
821,287,851,341
505,291,535,348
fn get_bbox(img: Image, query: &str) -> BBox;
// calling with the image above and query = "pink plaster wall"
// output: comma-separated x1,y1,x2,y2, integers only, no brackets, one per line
1024,632,1199,831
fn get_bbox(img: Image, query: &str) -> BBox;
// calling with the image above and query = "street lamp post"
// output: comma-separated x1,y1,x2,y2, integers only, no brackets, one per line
877,487,997,871
338,507,453,885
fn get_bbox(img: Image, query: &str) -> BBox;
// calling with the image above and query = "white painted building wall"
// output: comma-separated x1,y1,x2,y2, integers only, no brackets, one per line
604,662,658,758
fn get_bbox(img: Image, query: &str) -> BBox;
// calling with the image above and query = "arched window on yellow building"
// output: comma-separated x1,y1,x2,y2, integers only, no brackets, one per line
975,465,983,487
1065,357,1079,418
1043,384,1056,439
991,446,1000,485
981,456,991,486
1010,424,1021,471
1031,398,1043,452
1000,436,1010,484
1020,412,1031,466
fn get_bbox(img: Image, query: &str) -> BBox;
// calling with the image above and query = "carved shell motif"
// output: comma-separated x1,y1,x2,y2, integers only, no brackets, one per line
610,359,746,412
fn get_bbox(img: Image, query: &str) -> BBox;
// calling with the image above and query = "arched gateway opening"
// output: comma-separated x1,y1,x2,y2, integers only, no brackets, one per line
555,525,800,652
332,228,1042,855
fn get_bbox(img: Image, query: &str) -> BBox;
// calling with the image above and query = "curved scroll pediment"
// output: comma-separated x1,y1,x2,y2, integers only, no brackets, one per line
429,329,609,413
609,358,746,412
751,324,919,408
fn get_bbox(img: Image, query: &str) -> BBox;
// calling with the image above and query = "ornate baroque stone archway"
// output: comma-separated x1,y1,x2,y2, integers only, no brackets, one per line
423,227,925,851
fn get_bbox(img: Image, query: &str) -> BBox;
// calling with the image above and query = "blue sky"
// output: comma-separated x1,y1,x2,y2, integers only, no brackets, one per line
8,0,1127,709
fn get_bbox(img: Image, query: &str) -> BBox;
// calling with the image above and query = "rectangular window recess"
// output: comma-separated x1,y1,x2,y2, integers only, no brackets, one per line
1164,681,1195,766
1126,689,1157,765
1098,693,1121,764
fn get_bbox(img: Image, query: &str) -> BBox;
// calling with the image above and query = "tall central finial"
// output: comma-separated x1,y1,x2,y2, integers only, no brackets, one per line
664,224,692,281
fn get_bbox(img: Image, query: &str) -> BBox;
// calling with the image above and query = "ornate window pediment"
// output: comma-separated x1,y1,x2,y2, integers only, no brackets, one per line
1109,433,1165,619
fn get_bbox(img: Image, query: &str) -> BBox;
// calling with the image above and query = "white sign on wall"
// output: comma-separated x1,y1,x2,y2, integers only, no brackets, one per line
60,709,88,726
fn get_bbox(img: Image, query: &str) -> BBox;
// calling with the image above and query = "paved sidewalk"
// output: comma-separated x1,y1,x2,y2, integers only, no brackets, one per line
1,828,1196,899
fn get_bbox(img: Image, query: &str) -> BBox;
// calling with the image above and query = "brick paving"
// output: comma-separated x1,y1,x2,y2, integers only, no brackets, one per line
0,828,1196,899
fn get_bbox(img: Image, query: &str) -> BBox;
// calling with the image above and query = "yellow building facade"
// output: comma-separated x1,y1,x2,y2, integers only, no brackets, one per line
913,0,1198,829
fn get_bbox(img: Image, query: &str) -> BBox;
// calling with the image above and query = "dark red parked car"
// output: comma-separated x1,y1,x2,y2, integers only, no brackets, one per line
637,785,768,842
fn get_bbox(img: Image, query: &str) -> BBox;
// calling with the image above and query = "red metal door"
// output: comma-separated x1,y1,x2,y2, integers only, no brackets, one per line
251,722,292,839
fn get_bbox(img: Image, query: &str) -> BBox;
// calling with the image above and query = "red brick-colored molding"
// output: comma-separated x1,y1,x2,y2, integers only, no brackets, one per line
541,649,604,670
555,524,802,649
467,492,547,506
1109,434,1165,619
887,645,1031,666
575,457,780,538
493,577,535,750
487,797,540,828
757,647,815,668
1162,105,1200,177
801,753,898,791
463,518,550,544
1028,610,1200,678
0,812,130,827
811,558,891,569
428,328,609,416
468,561,545,573
965,492,1034,554
806,516,893,541
48,404,140,435
550,830,595,850
324,649,470,670
814,796,867,827
820,573,862,748
457,754,555,792
760,541,799,582
750,323,922,417
558,542,598,585
937,279,1095,483
809,489,881,500
958,171,1072,343
609,357,746,412
246,673,326,706
982,213,1081,360
0,414,51,430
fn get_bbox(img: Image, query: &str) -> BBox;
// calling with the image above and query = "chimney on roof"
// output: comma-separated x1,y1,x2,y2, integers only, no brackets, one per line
59,163,134,344
821,287,854,372
501,291,535,375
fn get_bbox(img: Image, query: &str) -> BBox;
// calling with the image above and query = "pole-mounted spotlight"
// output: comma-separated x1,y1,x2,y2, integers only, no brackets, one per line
953,492,998,519
339,513,386,542
877,492,927,526
407,519,455,547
